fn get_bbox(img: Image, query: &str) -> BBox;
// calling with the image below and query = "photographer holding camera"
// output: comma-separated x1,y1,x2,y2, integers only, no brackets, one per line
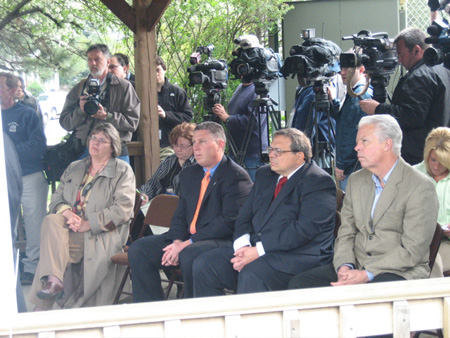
60,44,140,163
359,27,450,165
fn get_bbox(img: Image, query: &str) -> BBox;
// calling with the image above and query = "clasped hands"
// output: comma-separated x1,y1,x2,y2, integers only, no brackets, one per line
331,265,369,286
231,246,258,272
62,209,91,232
161,240,191,266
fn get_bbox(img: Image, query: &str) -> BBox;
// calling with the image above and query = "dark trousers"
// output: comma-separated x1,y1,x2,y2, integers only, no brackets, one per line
128,233,230,302
193,245,293,297
288,263,406,290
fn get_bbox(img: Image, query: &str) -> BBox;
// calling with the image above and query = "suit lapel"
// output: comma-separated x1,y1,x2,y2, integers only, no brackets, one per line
359,173,375,233
259,163,306,230
372,160,404,227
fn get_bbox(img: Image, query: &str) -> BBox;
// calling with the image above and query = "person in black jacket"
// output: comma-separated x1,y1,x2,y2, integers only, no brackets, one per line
156,55,193,161
360,27,450,165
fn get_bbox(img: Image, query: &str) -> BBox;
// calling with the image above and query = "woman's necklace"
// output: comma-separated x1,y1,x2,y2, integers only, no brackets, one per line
89,159,109,176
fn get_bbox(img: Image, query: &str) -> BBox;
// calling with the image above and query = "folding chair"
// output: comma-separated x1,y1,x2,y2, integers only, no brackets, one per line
111,194,179,304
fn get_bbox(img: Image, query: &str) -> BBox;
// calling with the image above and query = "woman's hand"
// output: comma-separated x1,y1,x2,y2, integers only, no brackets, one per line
141,193,149,204
62,209,82,229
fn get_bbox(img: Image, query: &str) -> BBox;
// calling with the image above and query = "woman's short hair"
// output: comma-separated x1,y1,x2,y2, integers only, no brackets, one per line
169,122,196,145
88,123,122,158
424,127,450,174
359,115,403,156
273,128,312,161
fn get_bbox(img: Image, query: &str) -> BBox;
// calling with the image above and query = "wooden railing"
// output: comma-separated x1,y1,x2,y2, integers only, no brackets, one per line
2,278,450,337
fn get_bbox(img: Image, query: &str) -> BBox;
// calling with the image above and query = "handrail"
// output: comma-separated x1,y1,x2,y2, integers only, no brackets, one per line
2,278,450,337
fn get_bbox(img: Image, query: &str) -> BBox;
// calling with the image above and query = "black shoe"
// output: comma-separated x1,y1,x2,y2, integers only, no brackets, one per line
21,272,34,285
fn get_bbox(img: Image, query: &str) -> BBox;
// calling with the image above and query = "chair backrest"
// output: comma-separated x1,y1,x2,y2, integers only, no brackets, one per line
429,223,443,271
127,191,144,244
336,188,345,212
143,194,179,229
333,211,341,239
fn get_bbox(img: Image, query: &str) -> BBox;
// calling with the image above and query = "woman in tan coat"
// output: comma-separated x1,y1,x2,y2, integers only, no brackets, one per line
29,122,135,311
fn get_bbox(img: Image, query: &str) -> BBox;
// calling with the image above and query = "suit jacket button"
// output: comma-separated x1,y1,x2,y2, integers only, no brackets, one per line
369,235,373,240
258,232,262,236
367,252,372,256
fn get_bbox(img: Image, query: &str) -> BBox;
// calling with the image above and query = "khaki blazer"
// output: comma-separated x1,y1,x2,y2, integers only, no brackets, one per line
49,157,135,307
333,158,439,280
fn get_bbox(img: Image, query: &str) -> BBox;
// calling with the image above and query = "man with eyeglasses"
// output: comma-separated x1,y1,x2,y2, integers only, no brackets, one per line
192,128,336,296
60,44,140,163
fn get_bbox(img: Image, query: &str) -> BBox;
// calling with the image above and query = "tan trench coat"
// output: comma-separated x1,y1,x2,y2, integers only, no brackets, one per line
31,157,135,309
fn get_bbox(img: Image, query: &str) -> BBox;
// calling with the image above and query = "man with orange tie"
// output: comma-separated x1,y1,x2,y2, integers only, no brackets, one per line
192,128,336,296
129,122,253,301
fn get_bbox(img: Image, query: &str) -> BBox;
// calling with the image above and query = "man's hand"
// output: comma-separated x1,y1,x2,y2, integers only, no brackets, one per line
73,220,91,233
331,265,369,286
231,246,259,272
79,95,88,114
359,99,380,115
158,105,166,118
91,103,108,120
335,167,346,182
212,104,230,122
161,240,191,266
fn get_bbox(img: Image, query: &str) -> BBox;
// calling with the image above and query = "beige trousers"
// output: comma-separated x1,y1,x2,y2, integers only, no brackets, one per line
430,238,450,278
28,214,84,310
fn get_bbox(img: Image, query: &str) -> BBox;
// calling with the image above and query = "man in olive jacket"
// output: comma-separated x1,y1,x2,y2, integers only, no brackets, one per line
60,44,140,163
289,115,439,289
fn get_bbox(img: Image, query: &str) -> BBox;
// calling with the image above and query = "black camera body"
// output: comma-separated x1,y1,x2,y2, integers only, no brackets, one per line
424,19,450,69
341,30,398,76
187,45,228,90
84,78,101,116
280,32,341,83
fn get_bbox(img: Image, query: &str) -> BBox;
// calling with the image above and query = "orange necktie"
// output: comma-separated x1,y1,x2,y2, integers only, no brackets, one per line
190,171,211,234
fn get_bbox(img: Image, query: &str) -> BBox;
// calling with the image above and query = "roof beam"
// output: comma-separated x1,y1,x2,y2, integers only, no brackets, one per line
100,0,137,33
144,0,172,32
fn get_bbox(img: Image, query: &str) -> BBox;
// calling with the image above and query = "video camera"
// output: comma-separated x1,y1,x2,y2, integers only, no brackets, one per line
85,78,102,116
341,30,398,75
229,35,280,96
424,19,450,69
280,29,341,84
187,45,228,90
187,45,228,122
342,30,398,103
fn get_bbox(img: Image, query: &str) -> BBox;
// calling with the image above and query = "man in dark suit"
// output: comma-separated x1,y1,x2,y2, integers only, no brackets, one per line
192,128,336,296
128,122,253,301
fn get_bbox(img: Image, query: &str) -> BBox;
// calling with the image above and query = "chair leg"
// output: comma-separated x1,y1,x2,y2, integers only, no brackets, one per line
164,274,176,300
113,266,131,305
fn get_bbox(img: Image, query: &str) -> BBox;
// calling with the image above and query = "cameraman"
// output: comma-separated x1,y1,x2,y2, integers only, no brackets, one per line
360,27,450,165
212,80,267,181
156,55,193,161
60,44,140,163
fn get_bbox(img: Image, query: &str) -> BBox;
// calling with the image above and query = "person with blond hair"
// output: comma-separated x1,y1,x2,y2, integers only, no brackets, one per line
414,127,450,277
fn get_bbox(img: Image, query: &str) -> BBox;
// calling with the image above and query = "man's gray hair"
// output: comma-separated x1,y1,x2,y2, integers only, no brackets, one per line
359,115,403,156
394,27,429,51
195,121,226,143
86,44,111,59
273,128,312,161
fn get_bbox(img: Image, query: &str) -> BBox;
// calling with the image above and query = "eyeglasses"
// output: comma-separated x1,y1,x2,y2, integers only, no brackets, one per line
173,144,192,150
267,147,295,157
108,65,119,69
90,136,110,145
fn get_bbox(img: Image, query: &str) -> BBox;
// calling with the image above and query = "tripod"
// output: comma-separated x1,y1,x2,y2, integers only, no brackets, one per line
226,81,280,169
304,80,336,175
